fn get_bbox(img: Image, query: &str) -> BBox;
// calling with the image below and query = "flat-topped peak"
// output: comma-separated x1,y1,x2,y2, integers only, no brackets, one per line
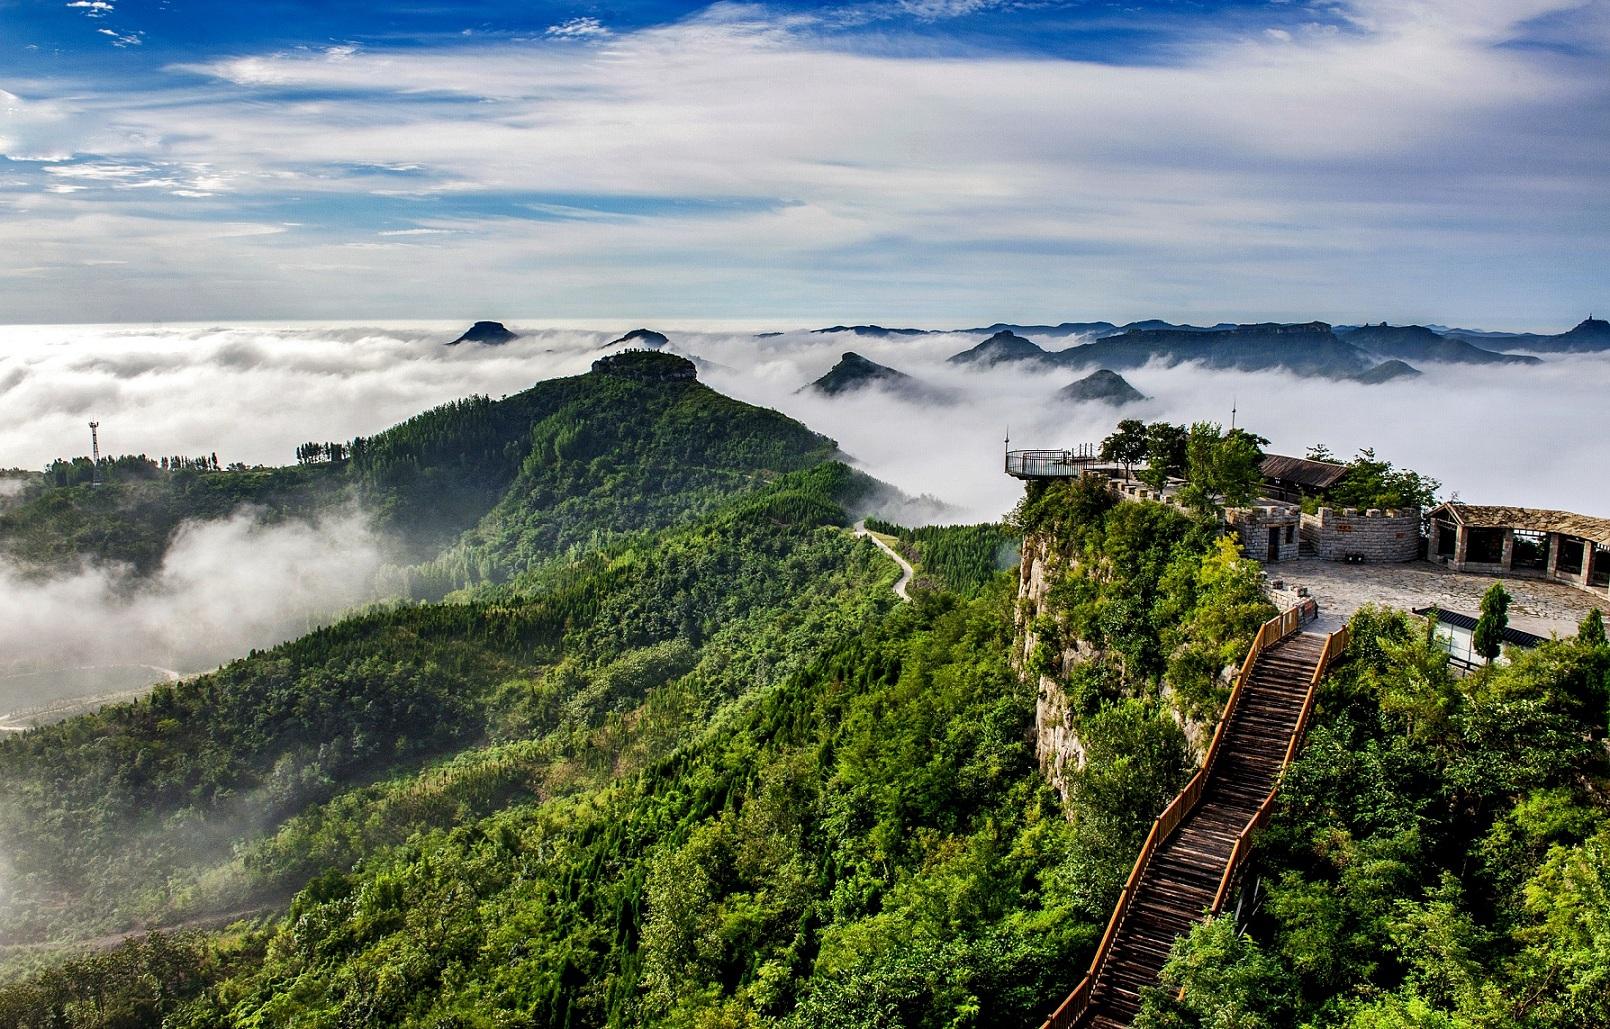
590,349,697,383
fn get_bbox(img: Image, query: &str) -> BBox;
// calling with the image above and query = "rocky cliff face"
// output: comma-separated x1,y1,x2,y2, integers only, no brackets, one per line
1013,532,1090,805
1014,528,1223,808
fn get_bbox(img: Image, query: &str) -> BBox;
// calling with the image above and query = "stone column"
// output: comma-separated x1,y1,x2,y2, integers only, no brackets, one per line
1454,525,1469,569
1501,529,1515,572
1546,533,1562,580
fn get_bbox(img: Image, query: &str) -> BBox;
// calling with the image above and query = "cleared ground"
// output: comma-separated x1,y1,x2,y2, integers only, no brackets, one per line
1269,559,1609,636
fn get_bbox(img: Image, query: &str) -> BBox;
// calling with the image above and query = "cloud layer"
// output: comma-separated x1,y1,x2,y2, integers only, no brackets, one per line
0,506,385,714
4,321,1607,524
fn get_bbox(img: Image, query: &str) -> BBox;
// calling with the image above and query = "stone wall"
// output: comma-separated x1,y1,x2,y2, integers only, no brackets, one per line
1300,506,1421,562
1228,504,1301,563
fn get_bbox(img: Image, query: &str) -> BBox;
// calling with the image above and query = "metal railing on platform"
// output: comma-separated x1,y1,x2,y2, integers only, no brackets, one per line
1005,448,1104,479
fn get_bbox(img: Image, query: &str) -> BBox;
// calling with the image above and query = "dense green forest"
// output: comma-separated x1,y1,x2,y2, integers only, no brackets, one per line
861,518,1019,596
0,462,346,575
4,362,1607,1027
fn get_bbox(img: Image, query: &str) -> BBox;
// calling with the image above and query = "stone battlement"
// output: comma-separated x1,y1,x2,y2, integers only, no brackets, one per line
1301,506,1420,562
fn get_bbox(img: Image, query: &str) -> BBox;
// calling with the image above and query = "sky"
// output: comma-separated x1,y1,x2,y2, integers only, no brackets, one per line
0,0,1607,326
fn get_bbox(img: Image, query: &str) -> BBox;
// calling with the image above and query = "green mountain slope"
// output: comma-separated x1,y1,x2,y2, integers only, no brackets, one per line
1,351,838,581
411,352,841,593
0,461,887,947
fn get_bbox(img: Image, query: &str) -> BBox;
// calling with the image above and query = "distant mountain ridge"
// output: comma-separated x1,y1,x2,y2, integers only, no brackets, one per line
799,314,1604,380
811,325,928,337
1447,316,1610,353
1050,321,1382,378
1337,324,1540,366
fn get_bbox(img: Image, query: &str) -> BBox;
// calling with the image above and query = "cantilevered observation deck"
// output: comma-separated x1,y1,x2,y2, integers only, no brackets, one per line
1004,443,1107,480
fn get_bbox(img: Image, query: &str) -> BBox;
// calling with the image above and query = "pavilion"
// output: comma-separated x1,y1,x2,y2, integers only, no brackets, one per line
1427,502,1610,599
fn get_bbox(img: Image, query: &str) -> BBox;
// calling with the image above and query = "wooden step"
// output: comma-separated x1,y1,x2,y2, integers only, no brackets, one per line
1045,629,1332,1028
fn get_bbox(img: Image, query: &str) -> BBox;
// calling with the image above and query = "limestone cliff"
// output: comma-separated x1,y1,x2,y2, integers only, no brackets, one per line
1013,531,1090,805
1013,526,1232,808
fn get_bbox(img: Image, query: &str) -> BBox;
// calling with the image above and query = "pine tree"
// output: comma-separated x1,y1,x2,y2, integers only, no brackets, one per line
1472,582,1511,665
1580,607,1606,647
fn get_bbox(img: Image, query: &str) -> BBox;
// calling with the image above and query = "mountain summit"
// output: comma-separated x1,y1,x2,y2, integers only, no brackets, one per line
607,328,671,349
446,321,518,345
947,330,1049,367
1056,368,1147,406
801,351,944,399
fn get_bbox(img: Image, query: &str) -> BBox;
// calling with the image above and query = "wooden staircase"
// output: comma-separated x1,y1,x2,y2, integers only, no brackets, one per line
1040,609,1349,1029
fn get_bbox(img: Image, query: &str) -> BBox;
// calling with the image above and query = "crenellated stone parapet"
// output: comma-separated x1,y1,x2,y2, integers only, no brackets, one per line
1299,506,1421,562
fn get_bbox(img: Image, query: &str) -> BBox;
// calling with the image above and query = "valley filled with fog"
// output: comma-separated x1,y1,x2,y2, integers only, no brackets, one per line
2,319,1606,719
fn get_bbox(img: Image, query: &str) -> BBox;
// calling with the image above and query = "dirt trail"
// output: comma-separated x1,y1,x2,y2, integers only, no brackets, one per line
854,521,914,601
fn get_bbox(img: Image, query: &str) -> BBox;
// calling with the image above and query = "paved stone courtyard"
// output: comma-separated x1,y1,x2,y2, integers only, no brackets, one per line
1268,559,1610,636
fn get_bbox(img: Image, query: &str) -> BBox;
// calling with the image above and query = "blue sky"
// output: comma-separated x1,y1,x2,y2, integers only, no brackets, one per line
1,0,1607,326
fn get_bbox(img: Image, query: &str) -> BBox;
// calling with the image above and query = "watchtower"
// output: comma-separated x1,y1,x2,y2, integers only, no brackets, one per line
88,421,102,486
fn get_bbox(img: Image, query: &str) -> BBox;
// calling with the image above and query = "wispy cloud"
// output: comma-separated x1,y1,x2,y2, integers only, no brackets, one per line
95,26,142,46
65,0,114,17
0,0,1605,323
545,16,611,39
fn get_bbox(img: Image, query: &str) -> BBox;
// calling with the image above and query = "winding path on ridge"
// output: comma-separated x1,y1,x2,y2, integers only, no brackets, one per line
853,521,914,601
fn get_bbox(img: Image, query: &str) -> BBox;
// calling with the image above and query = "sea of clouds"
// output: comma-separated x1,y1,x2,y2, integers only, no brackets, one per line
5,320,1607,521
1,319,1606,710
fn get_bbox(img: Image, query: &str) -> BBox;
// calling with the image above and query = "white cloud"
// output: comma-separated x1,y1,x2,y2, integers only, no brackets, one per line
95,27,143,46
545,16,611,39
0,507,386,709
0,0,1604,323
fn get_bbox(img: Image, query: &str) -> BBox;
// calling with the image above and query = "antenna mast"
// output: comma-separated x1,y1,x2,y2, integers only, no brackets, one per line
88,421,102,486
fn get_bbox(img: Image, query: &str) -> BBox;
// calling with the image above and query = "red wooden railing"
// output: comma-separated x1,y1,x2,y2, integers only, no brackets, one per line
1037,604,1316,1029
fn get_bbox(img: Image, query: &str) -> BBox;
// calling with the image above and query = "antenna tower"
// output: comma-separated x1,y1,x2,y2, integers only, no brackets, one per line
89,421,102,486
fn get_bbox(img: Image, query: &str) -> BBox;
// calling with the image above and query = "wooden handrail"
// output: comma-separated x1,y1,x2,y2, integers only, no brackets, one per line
1207,623,1349,915
1038,608,1310,1029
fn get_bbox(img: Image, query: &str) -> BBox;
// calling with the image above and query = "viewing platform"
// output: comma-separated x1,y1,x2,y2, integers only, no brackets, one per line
1005,444,1109,480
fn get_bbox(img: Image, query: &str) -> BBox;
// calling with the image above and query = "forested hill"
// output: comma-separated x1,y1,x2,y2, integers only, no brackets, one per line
0,350,840,580
4,446,1606,1025
353,350,840,576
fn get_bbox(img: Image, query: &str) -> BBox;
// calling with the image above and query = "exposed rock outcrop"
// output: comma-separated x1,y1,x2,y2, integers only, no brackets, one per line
590,350,697,383
1014,533,1090,804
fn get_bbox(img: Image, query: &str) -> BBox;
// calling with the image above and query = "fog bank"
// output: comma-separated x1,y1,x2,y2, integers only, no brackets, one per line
0,507,384,716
